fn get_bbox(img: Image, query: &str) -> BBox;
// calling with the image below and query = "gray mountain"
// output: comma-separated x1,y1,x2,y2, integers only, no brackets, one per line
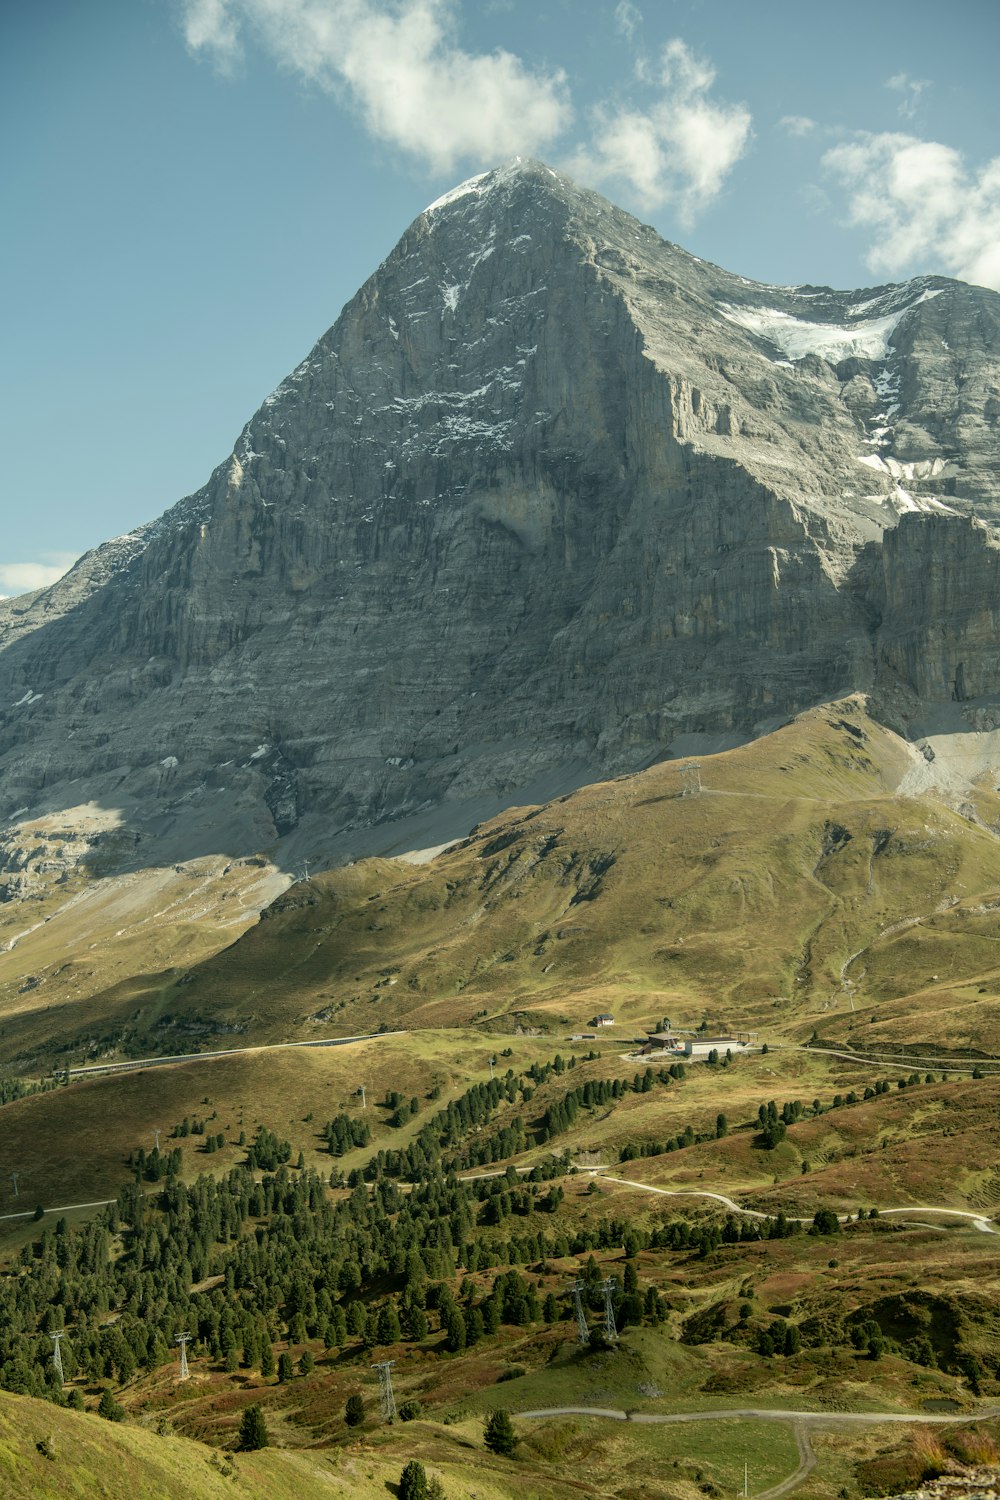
2,158,1000,882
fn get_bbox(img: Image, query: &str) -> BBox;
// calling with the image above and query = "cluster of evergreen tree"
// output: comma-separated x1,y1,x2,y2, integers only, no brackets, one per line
125,1145,185,1182
0,1130,732,1405
322,1113,371,1156
0,1075,61,1107
246,1127,291,1171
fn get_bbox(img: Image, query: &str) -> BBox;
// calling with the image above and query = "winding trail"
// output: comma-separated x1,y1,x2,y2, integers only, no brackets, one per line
588,1171,1000,1236
516,1404,1000,1498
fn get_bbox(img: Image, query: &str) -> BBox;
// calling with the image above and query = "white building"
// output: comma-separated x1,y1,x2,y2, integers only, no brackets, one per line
683,1036,750,1059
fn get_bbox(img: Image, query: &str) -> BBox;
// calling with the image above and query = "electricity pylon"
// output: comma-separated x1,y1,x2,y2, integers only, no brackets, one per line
680,761,702,797
570,1281,590,1344
152,1128,161,1152
50,1332,65,1386
371,1359,397,1422
601,1277,619,1342
9,1172,19,1198
176,1332,191,1380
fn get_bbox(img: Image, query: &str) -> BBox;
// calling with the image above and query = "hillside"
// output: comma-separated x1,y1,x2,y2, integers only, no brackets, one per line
9,694,1000,1072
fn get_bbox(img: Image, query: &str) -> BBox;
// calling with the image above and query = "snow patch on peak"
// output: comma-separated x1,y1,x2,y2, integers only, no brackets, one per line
721,305,904,363
721,288,943,365
423,171,490,217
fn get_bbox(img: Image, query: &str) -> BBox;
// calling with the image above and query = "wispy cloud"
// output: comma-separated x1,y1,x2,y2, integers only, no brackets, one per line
180,4,749,223
180,0,571,174
568,38,751,221
0,553,79,598
614,0,642,43
779,114,815,138
885,71,930,121
823,131,1000,291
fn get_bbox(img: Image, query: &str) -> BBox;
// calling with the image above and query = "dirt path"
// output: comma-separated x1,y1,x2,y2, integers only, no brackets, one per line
588,1172,1000,1235
517,1404,999,1498
755,1423,816,1500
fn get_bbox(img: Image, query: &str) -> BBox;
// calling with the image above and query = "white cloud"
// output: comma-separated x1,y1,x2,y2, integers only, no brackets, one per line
180,0,571,174
614,0,641,43
885,71,930,121
568,38,751,221
823,131,1000,292
780,114,815,138
0,553,79,598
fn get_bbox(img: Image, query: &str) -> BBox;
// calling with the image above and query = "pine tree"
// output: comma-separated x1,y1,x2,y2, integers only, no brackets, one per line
484,1407,518,1457
345,1392,366,1426
239,1403,269,1450
97,1387,124,1422
399,1459,428,1500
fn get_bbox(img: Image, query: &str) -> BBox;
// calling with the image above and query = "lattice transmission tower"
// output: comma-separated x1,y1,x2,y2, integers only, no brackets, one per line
570,1281,590,1345
176,1332,191,1381
372,1359,397,1422
50,1332,65,1386
680,761,702,797
601,1277,619,1342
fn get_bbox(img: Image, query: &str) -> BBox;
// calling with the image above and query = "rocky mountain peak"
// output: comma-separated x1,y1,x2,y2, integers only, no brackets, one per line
1,163,1000,890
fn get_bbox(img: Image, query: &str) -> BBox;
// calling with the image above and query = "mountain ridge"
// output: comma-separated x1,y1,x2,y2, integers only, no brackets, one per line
2,158,1000,895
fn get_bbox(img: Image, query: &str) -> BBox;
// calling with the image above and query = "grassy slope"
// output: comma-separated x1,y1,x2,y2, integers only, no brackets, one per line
0,851,287,1067
13,694,999,1072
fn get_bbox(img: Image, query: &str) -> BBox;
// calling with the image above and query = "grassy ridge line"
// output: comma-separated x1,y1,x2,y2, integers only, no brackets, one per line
28,694,1000,1071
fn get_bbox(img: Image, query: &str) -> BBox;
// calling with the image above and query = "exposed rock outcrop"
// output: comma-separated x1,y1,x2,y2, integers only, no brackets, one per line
1,159,999,879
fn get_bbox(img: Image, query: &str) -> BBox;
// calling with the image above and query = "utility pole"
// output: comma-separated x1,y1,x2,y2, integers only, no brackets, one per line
371,1359,397,1422
358,1084,366,1109
743,1460,749,1497
176,1332,191,1381
570,1281,590,1345
680,761,702,798
601,1277,619,1342
50,1332,65,1387
9,1172,18,1199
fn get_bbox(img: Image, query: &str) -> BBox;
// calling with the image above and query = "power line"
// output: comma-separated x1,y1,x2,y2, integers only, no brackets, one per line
371,1359,397,1422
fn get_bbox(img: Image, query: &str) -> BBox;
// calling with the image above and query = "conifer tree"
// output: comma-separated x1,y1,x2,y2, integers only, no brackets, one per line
237,1403,267,1449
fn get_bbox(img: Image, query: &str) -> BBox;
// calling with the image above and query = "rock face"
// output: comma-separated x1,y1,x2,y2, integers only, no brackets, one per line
1,159,1000,875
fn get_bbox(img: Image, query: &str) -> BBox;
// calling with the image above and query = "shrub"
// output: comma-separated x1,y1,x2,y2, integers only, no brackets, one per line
912,1429,947,1479
345,1392,366,1426
398,1399,422,1421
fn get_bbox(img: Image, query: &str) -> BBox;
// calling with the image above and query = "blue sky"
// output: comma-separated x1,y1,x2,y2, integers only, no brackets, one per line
3,0,999,594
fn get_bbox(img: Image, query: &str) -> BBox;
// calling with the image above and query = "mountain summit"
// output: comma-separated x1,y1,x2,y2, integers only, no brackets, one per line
2,158,1000,880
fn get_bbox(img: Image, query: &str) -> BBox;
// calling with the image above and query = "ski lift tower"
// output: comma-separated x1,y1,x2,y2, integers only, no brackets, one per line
371,1359,397,1422
569,1281,590,1345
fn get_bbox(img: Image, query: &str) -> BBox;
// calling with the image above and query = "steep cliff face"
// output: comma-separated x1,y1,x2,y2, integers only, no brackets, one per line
1,160,999,875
